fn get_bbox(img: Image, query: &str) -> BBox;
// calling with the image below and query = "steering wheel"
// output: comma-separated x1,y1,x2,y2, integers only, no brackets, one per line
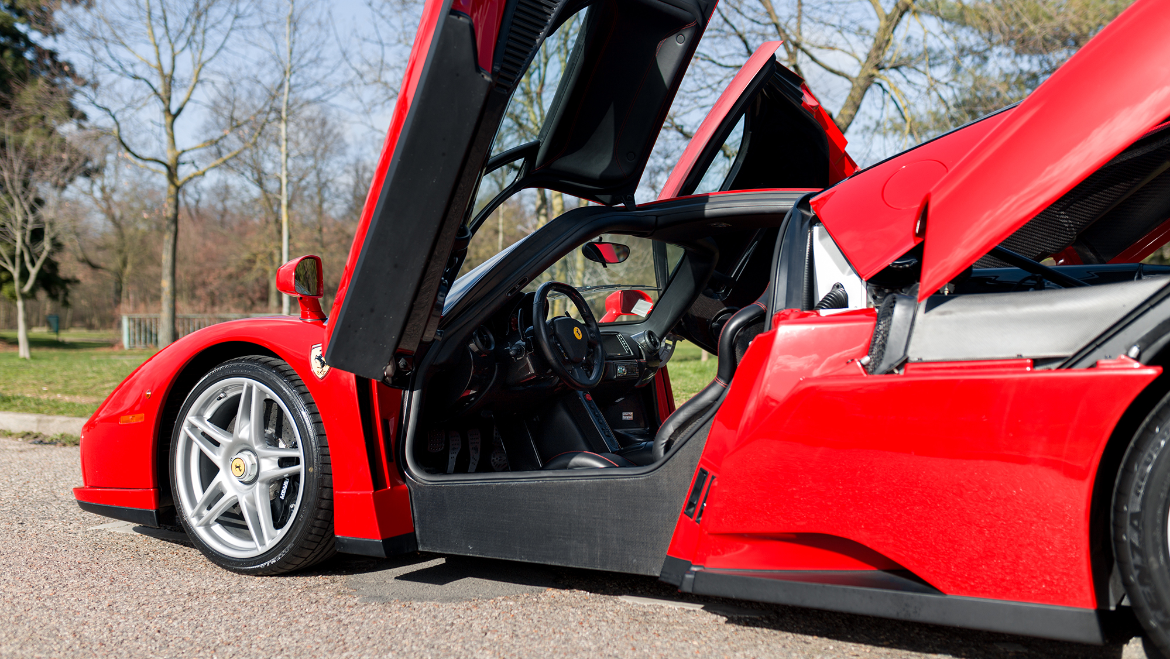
532,281,605,390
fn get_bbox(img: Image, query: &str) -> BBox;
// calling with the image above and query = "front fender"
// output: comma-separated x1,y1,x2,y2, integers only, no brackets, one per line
73,317,412,545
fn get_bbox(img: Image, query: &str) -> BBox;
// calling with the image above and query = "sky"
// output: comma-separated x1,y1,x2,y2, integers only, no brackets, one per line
45,0,922,213
53,0,408,178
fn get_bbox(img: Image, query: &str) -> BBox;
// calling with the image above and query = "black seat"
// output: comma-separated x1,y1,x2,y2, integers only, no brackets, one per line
542,451,635,469
542,295,768,470
645,297,768,463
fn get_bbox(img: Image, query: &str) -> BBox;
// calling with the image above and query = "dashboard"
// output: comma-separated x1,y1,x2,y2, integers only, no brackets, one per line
439,291,668,416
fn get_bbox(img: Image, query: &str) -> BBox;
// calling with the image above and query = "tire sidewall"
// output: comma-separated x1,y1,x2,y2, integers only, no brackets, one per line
170,357,329,574
1116,395,1170,653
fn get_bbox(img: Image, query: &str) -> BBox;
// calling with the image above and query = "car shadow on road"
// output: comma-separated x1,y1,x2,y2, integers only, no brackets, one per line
101,521,1142,658
301,551,1139,659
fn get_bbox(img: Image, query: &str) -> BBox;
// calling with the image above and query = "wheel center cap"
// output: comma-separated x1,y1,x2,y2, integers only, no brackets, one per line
230,450,259,484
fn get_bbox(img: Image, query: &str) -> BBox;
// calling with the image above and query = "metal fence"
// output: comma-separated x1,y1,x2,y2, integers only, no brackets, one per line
121,313,274,349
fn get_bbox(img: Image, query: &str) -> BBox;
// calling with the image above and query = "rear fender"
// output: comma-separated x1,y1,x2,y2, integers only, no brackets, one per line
1089,346,1170,608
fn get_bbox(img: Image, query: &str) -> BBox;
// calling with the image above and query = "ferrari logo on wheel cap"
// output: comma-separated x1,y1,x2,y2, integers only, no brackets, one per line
573,327,582,340
230,451,258,483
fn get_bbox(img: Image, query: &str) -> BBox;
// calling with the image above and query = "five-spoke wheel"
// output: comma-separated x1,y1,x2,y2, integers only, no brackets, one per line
171,357,334,574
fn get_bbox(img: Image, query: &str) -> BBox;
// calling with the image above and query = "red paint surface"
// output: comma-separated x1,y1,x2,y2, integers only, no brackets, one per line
881,160,947,209
74,486,157,510
1054,246,1084,266
325,0,447,354
276,255,327,320
919,0,1170,298
655,366,676,421
669,311,1159,607
73,318,412,542
697,533,904,572
812,108,1013,279
1111,215,1170,264
275,255,323,297
799,84,857,185
601,289,653,323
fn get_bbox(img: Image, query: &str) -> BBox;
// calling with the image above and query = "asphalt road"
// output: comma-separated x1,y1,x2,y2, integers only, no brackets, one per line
0,437,1155,659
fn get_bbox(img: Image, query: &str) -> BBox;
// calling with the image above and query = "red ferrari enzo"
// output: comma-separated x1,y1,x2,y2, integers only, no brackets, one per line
75,0,1170,651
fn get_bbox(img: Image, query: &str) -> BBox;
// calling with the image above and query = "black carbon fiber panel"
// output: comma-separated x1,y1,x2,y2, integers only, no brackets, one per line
975,123,1170,268
408,415,712,576
1081,167,1170,259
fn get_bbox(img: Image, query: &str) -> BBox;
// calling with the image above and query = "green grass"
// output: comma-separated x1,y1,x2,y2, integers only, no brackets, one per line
0,329,714,416
0,330,154,418
0,428,80,446
669,340,717,407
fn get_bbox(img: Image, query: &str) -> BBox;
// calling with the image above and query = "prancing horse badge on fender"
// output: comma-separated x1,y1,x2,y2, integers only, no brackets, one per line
310,344,329,379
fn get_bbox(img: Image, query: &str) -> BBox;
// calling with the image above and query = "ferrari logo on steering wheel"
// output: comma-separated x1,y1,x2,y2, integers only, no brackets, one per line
573,327,582,340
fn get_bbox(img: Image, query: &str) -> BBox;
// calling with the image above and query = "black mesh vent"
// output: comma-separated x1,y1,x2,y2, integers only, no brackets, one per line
976,123,1170,267
1080,168,1170,259
495,0,560,91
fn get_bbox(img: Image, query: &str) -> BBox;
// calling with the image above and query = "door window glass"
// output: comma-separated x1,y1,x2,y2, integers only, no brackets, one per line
691,114,745,195
490,13,584,156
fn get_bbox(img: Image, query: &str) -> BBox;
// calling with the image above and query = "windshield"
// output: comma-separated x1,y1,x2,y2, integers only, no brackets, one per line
525,235,684,324
445,235,529,313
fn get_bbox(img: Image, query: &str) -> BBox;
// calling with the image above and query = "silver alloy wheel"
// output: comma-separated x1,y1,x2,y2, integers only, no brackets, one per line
174,377,305,559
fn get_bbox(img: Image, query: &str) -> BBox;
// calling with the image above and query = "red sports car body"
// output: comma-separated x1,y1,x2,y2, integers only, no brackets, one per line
75,0,1170,649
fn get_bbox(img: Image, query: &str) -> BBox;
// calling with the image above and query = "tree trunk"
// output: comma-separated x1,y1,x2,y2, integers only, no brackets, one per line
159,181,180,347
279,0,294,316
574,197,587,288
574,246,585,288
550,191,568,307
268,247,279,312
118,257,132,313
535,188,549,230
497,205,504,253
15,290,29,359
550,191,564,219
832,0,914,133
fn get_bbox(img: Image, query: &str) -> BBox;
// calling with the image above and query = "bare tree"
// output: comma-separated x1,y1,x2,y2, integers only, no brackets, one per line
72,140,161,314
693,0,938,141
268,0,334,314
334,0,424,136
210,0,332,313
913,0,1132,134
278,0,294,315
0,117,88,358
75,0,272,346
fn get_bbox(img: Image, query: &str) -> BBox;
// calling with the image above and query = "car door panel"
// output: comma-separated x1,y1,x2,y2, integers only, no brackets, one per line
671,312,1159,608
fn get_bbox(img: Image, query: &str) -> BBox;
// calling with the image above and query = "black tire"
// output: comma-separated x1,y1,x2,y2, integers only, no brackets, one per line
1114,390,1170,656
169,356,334,575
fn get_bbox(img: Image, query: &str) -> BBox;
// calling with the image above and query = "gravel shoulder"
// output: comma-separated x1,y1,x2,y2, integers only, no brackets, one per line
0,437,1151,658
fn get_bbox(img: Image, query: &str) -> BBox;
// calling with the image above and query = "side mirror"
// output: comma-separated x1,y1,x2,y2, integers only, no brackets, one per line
601,289,654,323
276,255,326,321
581,241,630,267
